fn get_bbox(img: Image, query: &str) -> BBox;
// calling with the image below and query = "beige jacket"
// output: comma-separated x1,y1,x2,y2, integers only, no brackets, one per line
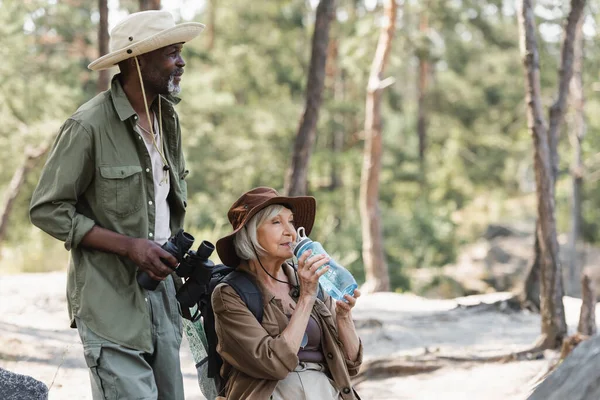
212,263,363,400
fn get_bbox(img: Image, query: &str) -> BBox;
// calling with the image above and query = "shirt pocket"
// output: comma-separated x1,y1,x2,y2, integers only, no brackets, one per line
99,165,143,217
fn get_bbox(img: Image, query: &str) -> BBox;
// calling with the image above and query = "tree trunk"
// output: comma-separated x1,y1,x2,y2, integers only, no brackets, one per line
520,0,586,314
359,0,397,294
577,271,596,336
139,0,160,11
207,0,216,50
567,15,585,295
0,145,50,245
284,0,336,196
416,3,429,186
97,0,110,93
330,71,345,191
547,0,584,180
327,37,344,191
517,0,585,349
519,221,542,311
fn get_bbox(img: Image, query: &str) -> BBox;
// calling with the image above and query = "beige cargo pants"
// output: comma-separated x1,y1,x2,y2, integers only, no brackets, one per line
271,362,342,400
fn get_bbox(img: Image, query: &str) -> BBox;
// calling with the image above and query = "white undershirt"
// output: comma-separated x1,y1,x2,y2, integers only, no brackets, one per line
135,114,171,245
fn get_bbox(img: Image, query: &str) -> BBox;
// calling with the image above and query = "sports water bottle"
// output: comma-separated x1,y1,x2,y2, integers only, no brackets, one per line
293,227,358,302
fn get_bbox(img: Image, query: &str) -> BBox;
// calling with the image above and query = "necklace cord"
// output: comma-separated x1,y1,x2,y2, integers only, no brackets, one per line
134,57,170,182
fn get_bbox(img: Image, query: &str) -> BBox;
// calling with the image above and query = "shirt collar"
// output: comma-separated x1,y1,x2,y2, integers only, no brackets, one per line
110,74,182,122
110,75,136,122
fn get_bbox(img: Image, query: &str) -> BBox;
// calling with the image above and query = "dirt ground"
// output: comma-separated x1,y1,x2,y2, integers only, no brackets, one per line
1,272,590,399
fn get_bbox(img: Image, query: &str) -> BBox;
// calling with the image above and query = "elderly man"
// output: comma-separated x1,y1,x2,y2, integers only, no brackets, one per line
30,10,204,400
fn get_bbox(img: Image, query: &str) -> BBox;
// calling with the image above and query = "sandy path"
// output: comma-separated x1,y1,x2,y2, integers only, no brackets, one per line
0,272,204,400
1,273,589,399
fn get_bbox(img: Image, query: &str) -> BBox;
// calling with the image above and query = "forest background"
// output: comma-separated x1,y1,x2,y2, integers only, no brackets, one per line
1,0,599,297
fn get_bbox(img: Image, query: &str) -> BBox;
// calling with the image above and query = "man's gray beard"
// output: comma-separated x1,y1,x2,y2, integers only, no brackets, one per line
168,75,181,95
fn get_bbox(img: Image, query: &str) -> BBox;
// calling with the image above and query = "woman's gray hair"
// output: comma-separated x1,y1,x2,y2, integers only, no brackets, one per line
233,204,287,262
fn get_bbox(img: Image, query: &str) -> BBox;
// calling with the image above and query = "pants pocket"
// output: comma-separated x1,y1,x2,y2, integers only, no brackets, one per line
83,343,115,400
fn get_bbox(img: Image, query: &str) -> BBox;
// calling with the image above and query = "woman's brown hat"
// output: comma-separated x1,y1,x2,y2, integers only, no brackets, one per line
216,187,316,267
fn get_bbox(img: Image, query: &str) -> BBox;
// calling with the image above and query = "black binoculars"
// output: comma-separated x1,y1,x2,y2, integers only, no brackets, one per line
136,229,215,308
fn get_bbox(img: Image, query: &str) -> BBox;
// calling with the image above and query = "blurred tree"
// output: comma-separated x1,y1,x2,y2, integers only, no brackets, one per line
360,0,397,293
517,0,585,349
0,0,95,254
567,14,585,294
285,0,336,196
97,0,110,92
0,145,49,245
207,0,216,51
139,0,161,11
416,0,431,186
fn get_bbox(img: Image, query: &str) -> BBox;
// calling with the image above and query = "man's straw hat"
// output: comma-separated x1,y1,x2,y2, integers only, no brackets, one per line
88,10,204,71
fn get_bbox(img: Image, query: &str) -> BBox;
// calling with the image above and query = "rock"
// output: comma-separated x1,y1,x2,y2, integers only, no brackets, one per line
485,243,512,264
528,334,600,400
0,368,48,400
417,274,485,299
354,318,383,329
483,224,522,240
409,224,600,300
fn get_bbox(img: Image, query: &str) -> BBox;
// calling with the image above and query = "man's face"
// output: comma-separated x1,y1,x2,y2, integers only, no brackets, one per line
141,43,185,96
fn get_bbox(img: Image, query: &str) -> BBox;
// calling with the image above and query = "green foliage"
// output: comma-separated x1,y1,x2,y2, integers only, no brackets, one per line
1,0,599,296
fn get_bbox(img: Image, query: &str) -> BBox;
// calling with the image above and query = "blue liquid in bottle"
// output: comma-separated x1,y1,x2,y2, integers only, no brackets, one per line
293,227,358,302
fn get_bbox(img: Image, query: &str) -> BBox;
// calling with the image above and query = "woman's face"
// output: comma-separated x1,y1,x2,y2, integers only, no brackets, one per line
256,207,296,261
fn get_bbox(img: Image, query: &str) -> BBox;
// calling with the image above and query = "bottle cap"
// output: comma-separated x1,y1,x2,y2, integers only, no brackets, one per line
293,227,312,257
293,237,312,257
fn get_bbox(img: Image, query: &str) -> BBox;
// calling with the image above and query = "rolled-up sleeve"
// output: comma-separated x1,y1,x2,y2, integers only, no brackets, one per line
29,119,96,250
212,284,299,381
345,339,363,377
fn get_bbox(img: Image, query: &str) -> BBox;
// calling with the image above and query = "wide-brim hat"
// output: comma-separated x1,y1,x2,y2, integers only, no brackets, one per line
216,187,316,267
88,10,204,71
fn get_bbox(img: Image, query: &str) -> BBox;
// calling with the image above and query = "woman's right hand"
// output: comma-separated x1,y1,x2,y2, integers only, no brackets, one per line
297,250,330,300
282,251,330,352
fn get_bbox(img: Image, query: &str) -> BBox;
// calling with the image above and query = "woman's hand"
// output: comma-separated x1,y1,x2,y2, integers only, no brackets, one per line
283,250,330,352
297,249,330,300
335,289,361,319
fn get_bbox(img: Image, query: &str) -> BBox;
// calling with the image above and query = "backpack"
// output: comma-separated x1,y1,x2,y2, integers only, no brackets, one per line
191,263,324,396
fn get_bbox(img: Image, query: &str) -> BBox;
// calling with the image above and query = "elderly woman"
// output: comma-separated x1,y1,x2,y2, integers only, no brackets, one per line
212,187,363,399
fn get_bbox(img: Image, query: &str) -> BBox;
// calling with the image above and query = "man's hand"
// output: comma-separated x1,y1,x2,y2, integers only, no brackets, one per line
80,226,179,281
127,238,178,281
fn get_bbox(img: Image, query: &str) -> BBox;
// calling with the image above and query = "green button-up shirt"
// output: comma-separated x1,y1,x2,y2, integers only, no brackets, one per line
30,76,188,352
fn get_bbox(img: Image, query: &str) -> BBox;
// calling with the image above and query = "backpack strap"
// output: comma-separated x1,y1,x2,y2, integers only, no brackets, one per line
207,270,264,394
220,270,264,323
